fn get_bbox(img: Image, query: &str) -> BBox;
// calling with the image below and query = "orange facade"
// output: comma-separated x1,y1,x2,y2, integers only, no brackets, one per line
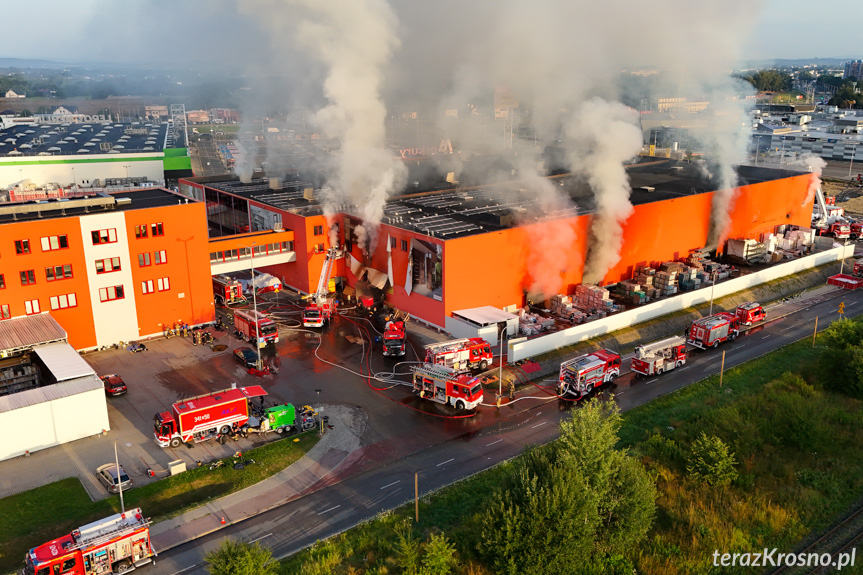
0,193,214,349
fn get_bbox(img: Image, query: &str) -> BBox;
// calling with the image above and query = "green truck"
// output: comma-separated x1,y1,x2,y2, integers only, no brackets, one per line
243,403,317,435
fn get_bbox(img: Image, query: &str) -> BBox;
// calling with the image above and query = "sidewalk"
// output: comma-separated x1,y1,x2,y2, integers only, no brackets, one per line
149,404,368,553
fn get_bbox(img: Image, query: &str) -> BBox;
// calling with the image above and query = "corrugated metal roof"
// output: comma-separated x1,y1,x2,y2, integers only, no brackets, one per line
32,342,96,382
0,374,102,413
0,314,67,353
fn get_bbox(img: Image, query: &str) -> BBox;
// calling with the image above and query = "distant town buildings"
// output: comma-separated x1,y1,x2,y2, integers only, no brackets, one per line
4,90,25,99
844,60,863,80
655,98,709,113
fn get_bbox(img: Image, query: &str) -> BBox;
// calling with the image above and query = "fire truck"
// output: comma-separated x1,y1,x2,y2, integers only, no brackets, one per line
303,247,341,327
631,336,687,377
812,186,851,239
687,312,739,349
23,508,155,575
382,320,406,357
212,274,246,306
557,349,621,398
412,363,483,410
424,338,494,374
735,302,766,326
234,309,278,348
849,222,863,240
154,385,268,447
853,259,863,277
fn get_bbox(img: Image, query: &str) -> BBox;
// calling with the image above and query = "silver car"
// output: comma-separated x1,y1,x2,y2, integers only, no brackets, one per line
96,463,132,493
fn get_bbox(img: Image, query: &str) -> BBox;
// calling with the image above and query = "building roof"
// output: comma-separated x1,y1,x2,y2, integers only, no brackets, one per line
0,374,102,414
32,342,96,382
0,314,67,354
192,158,805,240
452,306,518,327
0,121,170,159
0,188,195,224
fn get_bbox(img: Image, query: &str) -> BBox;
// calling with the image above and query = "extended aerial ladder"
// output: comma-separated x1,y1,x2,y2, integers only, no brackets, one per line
312,247,340,304
302,247,342,328
633,335,687,360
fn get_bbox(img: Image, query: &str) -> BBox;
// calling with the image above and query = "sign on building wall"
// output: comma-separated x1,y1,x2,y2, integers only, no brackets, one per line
33,114,110,124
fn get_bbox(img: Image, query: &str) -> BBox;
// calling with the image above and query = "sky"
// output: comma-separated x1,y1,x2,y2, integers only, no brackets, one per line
2,0,861,66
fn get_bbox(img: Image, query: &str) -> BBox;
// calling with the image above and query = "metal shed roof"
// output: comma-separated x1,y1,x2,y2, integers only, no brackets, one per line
32,342,96,382
0,374,102,414
452,306,518,327
0,314,67,354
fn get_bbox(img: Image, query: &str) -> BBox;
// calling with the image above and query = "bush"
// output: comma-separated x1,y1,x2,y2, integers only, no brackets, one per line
686,433,738,486
205,539,276,575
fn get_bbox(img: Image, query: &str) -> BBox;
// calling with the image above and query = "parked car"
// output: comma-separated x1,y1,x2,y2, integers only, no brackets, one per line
101,374,127,396
234,347,259,368
96,463,132,493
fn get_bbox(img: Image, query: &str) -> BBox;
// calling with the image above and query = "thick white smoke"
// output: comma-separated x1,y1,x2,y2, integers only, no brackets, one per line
791,153,827,210
564,99,643,283
240,0,406,254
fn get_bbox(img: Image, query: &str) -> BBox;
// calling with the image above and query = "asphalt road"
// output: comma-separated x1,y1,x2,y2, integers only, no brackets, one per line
148,284,862,574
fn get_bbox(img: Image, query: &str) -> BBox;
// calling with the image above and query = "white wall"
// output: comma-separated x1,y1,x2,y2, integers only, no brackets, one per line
445,315,519,345
508,245,853,362
79,212,140,346
0,385,109,461
0,155,165,188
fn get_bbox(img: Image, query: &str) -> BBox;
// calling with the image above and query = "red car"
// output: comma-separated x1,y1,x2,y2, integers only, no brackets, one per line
101,374,127,396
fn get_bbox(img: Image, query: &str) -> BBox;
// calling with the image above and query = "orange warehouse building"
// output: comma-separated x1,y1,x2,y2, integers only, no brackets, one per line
0,188,213,349
180,160,815,330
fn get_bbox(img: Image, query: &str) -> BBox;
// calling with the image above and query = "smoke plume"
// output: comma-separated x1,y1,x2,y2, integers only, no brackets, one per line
791,153,827,210
240,0,406,254
564,99,643,283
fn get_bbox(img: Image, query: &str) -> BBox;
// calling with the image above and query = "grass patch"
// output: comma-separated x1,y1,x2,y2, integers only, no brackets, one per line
280,331,863,574
0,432,318,573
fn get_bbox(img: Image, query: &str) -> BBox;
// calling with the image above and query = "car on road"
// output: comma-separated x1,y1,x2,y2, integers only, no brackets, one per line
101,374,127,396
234,347,259,368
96,463,132,493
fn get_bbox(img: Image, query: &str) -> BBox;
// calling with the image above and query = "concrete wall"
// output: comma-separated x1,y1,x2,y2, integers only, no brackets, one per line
507,244,854,362
445,316,500,345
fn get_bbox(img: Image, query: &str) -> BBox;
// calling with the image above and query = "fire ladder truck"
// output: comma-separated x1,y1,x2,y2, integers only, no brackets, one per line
557,349,621,398
24,508,155,575
812,185,850,239
412,363,484,410
631,336,687,377
303,247,340,328
424,338,494,374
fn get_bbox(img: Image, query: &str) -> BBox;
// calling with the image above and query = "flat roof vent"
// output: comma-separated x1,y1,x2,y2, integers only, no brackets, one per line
639,186,656,193
115,197,132,205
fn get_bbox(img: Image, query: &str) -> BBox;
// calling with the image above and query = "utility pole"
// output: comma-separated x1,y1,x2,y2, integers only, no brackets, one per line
719,350,726,388
415,472,419,522
114,441,125,514
250,242,262,370
812,316,819,347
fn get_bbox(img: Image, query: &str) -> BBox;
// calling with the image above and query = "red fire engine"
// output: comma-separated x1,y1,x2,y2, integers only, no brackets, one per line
850,222,863,240
424,338,494,374
212,274,246,306
383,320,406,357
234,309,278,348
735,302,766,326
631,336,687,377
853,259,863,277
412,363,483,410
557,349,621,398
154,385,267,447
303,296,337,328
687,312,739,349
23,508,155,575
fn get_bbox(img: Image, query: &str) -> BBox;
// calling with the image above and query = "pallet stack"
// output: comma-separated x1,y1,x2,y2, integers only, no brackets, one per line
614,280,648,306
549,294,588,323
573,284,612,312
635,266,656,288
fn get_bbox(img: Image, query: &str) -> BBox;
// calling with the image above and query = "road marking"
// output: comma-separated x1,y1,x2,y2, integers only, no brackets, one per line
678,366,690,371
318,505,341,515
172,566,200,575
616,391,625,395
248,533,273,544
436,458,454,467
849,302,859,306
781,325,797,332
531,421,548,429
645,379,657,384
760,335,770,339
486,439,503,447
380,480,400,490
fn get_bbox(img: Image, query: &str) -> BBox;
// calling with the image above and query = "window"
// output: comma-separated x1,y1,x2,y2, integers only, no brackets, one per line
95,257,121,274
134,225,148,239
151,222,164,236
157,277,170,291
315,243,324,253
91,228,117,245
20,270,35,285
15,239,30,254
24,299,40,315
60,558,77,573
45,264,73,281
313,225,323,236
98,285,125,302
40,235,69,251
0,304,9,319
138,252,151,267
141,280,154,294
49,293,77,310
401,239,408,251
390,236,397,249
0,274,4,289
154,250,167,265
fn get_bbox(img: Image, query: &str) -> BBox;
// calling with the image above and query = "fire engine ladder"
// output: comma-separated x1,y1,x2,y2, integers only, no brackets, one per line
635,335,686,359
425,338,471,354
313,247,340,303
68,519,152,552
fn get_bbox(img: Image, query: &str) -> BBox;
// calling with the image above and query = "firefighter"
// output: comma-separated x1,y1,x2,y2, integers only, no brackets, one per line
509,380,516,399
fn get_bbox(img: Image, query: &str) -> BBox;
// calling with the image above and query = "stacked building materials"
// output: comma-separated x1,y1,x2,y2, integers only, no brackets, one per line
517,308,556,336
635,266,656,288
573,284,612,311
614,280,648,305
549,294,588,323
725,238,770,266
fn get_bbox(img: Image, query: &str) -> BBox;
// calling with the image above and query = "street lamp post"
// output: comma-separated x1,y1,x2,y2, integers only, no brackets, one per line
123,164,131,181
250,242,262,371
849,142,859,179
709,270,718,316
498,324,506,400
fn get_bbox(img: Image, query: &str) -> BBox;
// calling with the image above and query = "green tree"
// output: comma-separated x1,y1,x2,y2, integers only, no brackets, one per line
205,539,277,575
820,318,863,398
687,432,738,486
479,399,655,575
393,519,421,575
420,532,457,575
